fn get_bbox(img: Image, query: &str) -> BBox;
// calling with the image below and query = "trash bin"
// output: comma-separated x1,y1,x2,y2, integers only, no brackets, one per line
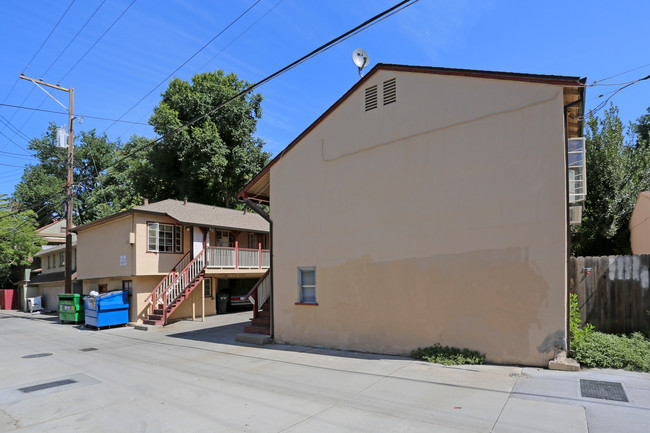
0,288,16,310
217,292,229,314
84,290,129,328
58,293,84,323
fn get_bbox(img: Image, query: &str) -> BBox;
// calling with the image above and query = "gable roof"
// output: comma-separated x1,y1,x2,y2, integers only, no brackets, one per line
238,63,586,203
74,199,269,233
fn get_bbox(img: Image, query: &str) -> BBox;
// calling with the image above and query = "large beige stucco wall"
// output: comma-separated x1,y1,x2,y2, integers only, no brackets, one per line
77,215,134,279
270,70,569,366
630,193,650,254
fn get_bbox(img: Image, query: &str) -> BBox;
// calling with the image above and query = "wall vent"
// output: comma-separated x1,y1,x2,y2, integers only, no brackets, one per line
365,85,378,111
383,78,396,105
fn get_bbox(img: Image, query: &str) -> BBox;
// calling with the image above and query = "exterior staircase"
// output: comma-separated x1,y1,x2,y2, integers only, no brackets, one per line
244,300,270,335
144,249,206,326
236,270,272,344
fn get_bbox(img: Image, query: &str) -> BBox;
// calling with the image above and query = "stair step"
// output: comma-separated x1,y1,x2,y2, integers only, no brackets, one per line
244,325,270,335
153,309,164,315
143,319,163,326
251,318,270,327
148,314,163,321
257,311,270,319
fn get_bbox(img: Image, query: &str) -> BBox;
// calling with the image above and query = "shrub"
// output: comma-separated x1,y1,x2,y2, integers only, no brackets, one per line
411,343,486,365
570,294,650,372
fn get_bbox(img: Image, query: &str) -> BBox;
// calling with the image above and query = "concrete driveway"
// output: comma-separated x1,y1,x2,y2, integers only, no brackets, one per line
0,310,648,432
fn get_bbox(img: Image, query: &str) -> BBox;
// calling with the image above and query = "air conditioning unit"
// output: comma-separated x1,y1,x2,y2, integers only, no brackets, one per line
569,205,582,225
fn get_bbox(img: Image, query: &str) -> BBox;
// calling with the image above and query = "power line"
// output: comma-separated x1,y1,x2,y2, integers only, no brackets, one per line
0,103,149,125
22,0,77,74
0,114,31,142
103,0,262,133
41,0,108,78
58,0,137,82
589,74,650,116
196,0,284,72
591,63,650,85
0,130,29,153
76,0,419,189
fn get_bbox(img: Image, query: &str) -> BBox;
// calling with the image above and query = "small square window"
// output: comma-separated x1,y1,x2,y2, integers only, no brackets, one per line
298,267,316,304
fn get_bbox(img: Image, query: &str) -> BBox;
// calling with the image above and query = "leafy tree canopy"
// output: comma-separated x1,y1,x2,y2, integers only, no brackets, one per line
147,70,270,208
0,195,43,285
572,105,650,255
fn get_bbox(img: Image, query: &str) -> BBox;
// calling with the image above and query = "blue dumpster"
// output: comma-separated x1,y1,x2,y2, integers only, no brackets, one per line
84,291,129,328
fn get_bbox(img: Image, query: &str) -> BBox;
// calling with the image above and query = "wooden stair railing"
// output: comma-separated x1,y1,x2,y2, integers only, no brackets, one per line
145,249,207,325
244,269,271,319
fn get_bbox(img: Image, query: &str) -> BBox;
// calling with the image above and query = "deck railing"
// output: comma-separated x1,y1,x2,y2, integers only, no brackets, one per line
207,245,270,269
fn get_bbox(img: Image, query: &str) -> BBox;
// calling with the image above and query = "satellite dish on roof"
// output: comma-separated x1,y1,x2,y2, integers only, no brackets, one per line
352,48,369,77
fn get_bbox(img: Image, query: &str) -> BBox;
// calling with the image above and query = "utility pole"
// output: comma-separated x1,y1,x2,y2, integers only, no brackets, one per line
19,74,75,294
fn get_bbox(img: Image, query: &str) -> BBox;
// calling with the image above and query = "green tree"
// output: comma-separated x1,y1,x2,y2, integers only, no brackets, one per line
147,70,270,208
13,124,142,225
0,195,43,286
572,105,650,255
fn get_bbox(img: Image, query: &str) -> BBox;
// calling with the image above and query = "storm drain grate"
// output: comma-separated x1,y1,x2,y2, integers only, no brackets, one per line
79,347,98,352
22,353,52,359
580,379,628,402
19,379,77,393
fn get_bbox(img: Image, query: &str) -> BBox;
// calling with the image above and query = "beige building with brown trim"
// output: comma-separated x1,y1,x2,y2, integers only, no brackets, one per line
630,191,650,254
239,64,586,366
73,199,269,324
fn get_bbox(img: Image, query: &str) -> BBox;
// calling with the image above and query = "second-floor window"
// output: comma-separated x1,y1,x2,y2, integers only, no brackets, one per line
147,223,182,253
59,251,64,267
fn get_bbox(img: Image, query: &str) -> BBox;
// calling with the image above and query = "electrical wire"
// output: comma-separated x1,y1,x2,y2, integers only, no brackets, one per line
0,130,29,153
196,0,284,73
75,0,419,190
103,0,262,133
0,114,31,142
58,0,137,82
589,74,650,116
590,63,650,85
40,0,108,79
0,103,149,125
22,0,77,74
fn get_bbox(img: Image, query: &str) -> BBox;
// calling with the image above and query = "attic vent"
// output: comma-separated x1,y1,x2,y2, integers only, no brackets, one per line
569,205,582,225
383,78,396,105
365,85,378,111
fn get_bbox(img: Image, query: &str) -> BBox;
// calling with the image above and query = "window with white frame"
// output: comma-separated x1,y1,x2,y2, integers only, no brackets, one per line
298,267,316,304
147,222,182,253
204,278,212,297
59,251,65,267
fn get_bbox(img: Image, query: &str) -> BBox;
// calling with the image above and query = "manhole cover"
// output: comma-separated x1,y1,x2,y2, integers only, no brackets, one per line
22,353,53,359
79,347,98,352
580,379,628,402
19,379,77,393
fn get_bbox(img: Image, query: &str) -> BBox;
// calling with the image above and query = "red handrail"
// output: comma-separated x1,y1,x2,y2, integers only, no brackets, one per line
145,251,191,310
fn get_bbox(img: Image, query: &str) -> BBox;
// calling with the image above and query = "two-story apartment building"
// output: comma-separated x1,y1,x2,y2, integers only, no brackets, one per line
239,63,586,366
73,199,269,324
29,242,78,312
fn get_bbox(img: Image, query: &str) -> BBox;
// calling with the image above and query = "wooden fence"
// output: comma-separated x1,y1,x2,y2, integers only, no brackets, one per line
569,255,650,334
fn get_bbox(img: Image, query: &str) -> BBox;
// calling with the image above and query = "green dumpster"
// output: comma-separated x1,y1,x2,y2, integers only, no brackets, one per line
58,293,84,323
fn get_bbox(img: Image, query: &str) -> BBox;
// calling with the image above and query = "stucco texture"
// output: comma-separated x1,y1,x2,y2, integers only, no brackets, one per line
270,70,569,366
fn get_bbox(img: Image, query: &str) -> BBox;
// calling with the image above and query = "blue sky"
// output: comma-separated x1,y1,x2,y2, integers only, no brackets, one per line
0,0,648,198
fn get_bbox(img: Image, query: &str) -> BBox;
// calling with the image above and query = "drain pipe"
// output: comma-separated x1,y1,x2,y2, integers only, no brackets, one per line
243,198,274,340
563,85,585,353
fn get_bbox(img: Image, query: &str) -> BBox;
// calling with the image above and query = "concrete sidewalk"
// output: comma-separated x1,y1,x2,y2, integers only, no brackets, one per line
0,310,648,432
